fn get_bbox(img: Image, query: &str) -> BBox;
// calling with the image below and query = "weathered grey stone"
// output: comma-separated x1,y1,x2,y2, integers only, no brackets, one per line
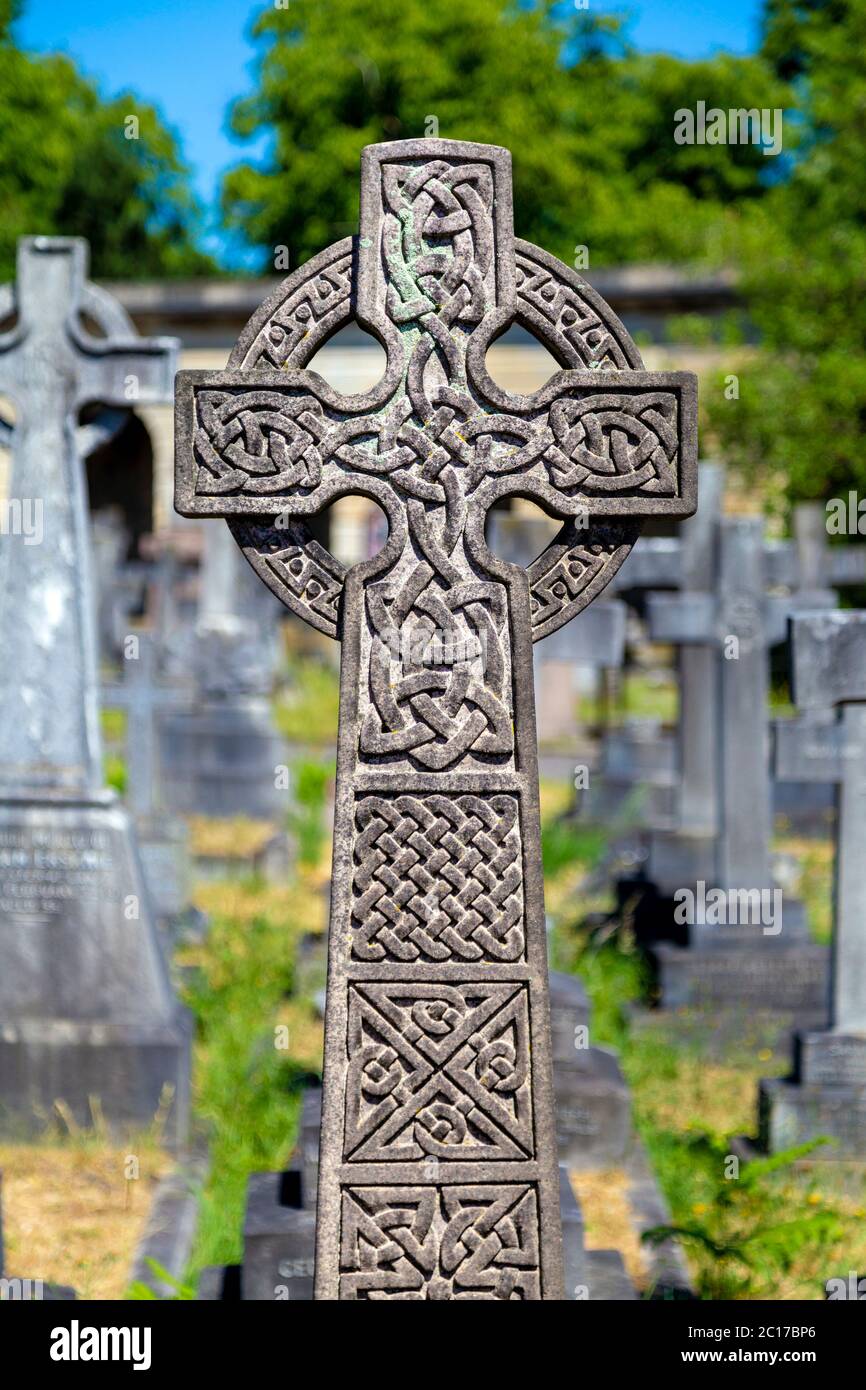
585,717,678,829
0,239,175,796
159,523,285,820
643,517,819,998
548,969,591,1065
489,513,627,742
175,138,697,1299
102,632,195,927
554,1047,633,1169
645,487,848,890
0,237,190,1142
655,941,829,1023
760,612,866,1156
241,1170,317,1301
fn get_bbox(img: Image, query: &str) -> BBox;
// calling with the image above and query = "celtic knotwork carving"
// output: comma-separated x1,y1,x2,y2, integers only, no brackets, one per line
526,522,639,637
345,982,532,1161
339,1184,541,1300
361,552,512,768
350,794,524,962
514,245,633,370
544,392,680,496
245,244,354,370
230,518,345,637
203,201,662,649
194,389,325,495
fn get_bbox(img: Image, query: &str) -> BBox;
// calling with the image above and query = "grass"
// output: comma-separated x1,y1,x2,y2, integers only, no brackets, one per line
0,1133,171,1299
578,669,678,728
183,868,327,1278
273,656,340,745
775,835,834,945
188,816,283,860
287,758,334,868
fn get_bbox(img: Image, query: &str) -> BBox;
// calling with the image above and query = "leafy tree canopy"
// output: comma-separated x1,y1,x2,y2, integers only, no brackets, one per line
0,1,214,279
708,0,866,507
221,0,789,272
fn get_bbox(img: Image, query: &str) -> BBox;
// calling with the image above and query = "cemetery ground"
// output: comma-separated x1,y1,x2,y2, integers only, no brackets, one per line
3,646,862,1300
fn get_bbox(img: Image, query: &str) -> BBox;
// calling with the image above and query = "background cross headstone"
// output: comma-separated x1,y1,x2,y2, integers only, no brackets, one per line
158,520,286,820
0,237,190,1142
646,515,830,1022
175,138,697,1300
762,611,866,1156
102,631,197,930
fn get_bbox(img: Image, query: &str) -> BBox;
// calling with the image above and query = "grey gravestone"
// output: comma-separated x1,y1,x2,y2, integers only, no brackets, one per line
770,502,866,833
241,1170,318,1301
0,237,190,1143
647,516,817,903
580,461,724,832
761,612,866,1156
102,633,195,929
548,969,591,1066
159,520,285,819
547,969,632,1168
559,1167,635,1300
585,715,678,829
767,501,866,598
650,517,828,1017
91,508,131,663
175,137,697,1298
554,1045,633,1170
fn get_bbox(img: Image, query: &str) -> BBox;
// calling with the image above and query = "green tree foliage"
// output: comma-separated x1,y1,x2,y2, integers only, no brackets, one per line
0,2,214,278
708,0,866,507
221,0,788,271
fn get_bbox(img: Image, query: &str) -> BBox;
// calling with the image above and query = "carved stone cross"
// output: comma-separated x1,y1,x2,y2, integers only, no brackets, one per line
175,139,697,1299
0,237,178,796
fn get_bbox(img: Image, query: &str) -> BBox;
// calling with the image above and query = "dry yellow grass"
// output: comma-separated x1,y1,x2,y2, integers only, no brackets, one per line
569,1167,649,1290
274,999,325,1073
188,816,280,859
1,1140,171,1299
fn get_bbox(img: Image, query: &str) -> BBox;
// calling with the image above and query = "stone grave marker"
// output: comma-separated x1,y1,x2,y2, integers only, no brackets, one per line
159,519,285,819
175,137,697,1298
648,516,829,1019
761,611,866,1155
102,632,198,933
547,970,632,1170
579,461,724,832
0,237,190,1143
769,503,866,834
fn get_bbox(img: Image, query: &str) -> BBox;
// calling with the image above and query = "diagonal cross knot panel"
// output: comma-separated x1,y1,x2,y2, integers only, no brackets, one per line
175,138,698,1299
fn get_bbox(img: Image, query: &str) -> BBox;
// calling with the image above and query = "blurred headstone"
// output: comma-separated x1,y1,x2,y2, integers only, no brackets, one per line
761,612,866,1155
0,237,190,1143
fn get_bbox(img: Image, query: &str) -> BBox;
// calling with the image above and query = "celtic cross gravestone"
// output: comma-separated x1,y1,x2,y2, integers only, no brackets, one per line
175,139,697,1299
762,611,866,1155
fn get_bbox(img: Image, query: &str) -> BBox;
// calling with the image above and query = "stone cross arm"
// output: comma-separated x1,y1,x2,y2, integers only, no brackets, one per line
0,237,177,407
175,366,696,530
775,711,864,784
790,611,866,709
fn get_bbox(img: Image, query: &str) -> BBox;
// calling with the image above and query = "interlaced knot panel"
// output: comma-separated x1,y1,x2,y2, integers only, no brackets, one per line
351,794,524,963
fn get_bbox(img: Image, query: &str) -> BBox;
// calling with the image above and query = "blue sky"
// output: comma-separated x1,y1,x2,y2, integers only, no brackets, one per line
16,0,765,266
